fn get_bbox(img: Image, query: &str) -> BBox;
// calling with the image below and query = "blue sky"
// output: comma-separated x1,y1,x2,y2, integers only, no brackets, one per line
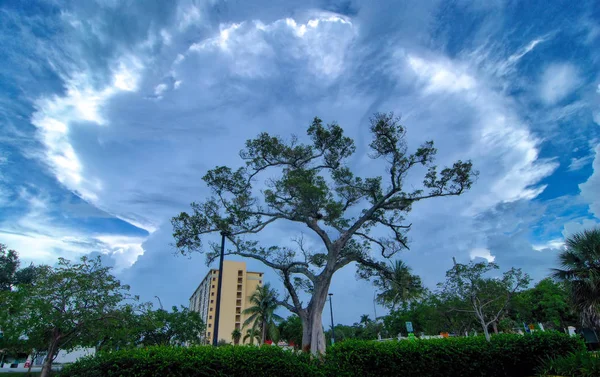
1,0,599,325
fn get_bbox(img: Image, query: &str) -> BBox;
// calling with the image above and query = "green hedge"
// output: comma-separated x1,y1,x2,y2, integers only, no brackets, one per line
327,332,585,377
538,351,600,377
59,346,323,377
59,332,584,377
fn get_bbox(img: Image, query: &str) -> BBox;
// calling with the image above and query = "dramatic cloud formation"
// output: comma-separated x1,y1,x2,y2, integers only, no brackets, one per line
1,0,599,325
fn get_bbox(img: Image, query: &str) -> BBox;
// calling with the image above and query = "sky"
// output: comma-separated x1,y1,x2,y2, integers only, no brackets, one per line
1,0,599,326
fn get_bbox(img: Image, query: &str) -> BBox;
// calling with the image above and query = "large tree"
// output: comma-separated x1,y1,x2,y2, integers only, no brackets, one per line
8,256,132,377
440,261,530,341
172,113,476,353
553,228,600,328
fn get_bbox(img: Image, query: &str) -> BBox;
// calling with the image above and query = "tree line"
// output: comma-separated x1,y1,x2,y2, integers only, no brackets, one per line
0,245,205,377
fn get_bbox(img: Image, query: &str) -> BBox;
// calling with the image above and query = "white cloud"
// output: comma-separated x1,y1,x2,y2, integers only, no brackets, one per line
579,144,600,218
568,154,594,171
469,248,496,262
154,83,168,96
532,238,564,251
408,55,476,94
539,63,581,105
563,218,600,238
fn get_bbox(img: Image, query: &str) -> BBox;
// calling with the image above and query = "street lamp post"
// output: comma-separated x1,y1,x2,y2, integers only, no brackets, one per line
213,232,227,346
328,293,335,345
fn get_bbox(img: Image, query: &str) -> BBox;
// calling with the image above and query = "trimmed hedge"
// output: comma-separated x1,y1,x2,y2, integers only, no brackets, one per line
59,346,323,377
327,332,585,377
59,332,584,377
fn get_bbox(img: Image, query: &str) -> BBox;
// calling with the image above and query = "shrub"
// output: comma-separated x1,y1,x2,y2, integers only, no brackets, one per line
537,351,600,377
59,332,583,377
325,332,585,377
59,346,323,377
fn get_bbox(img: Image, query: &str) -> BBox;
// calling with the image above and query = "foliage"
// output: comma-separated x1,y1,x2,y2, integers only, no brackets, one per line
510,278,578,330
6,256,133,377
538,351,600,377
59,345,323,377
172,113,477,353
553,228,600,328
327,332,585,377
375,260,424,310
278,315,303,348
58,333,583,377
0,244,46,291
439,261,530,341
243,328,261,345
231,328,242,345
138,306,205,347
242,283,282,344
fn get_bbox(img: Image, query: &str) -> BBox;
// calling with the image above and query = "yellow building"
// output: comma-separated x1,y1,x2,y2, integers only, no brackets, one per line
189,260,263,344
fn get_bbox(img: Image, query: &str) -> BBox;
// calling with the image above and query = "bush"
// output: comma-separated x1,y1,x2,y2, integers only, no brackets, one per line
538,351,600,377
326,332,585,377
60,346,323,377
59,332,583,377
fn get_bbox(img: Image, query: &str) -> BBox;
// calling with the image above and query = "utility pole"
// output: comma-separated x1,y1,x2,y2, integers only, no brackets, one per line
328,293,335,345
213,232,227,346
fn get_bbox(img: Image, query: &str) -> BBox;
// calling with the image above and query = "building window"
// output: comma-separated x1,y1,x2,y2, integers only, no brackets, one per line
212,285,215,289
209,316,213,320
212,277,216,281
211,292,215,296
210,307,213,311
259,280,262,284
238,270,243,276
211,299,214,303
208,323,212,328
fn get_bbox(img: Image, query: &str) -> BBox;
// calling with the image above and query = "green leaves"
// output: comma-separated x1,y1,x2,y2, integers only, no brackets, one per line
552,227,600,328
59,333,584,377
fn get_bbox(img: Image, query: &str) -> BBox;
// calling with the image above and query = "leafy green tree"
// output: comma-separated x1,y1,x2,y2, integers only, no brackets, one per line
553,228,600,328
243,283,282,344
439,261,530,341
278,315,303,348
511,278,577,330
138,306,205,347
0,244,19,291
375,260,424,309
8,256,132,377
231,328,242,345
172,113,477,353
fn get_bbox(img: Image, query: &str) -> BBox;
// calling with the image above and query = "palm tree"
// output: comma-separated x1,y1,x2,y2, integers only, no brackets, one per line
376,260,424,310
243,327,260,345
553,228,600,328
359,314,371,325
231,328,241,345
243,283,282,344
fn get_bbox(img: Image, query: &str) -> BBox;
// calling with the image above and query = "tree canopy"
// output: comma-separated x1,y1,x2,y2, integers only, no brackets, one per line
172,113,477,353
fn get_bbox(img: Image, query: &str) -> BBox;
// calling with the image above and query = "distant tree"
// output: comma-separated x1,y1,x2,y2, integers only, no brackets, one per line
138,306,205,347
359,315,371,325
375,260,424,310
243,284,282,344
278,315,303,348
553,228,600,328
0,244,19,291
231,328,242,345
511,278,577,330
439,261,530,341
8,256,132,377
172,113,477,354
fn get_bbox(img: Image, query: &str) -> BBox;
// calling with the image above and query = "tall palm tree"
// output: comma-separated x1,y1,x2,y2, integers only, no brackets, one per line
376,260,424,310
243,283,282,344
553,228,600,328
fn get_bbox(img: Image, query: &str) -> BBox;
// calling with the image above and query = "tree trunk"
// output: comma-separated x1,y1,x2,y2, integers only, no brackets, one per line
40,337,59,377
492,321,498,334
300,278,330,355
481,320,491,342
262,320,267,345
